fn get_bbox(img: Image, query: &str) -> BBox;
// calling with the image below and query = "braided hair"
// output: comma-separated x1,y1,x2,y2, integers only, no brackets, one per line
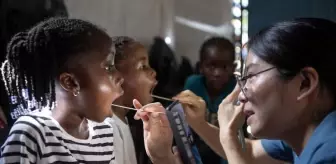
112,36,136,62
1,17,111,111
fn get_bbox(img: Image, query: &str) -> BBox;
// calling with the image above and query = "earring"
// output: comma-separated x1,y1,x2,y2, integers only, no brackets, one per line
73,89,80,97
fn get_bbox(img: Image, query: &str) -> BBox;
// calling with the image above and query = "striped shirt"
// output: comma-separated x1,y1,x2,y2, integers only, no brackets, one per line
0,111,116,164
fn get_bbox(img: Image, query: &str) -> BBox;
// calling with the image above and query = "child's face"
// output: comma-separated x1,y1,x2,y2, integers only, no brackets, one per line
116,43,157,106
61,44,124,122
200,46,234,91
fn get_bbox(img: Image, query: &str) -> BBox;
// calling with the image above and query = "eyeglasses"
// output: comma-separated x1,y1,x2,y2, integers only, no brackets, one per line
235,67,276,96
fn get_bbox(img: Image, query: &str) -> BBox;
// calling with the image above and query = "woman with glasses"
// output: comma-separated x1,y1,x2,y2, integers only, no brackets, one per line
174,18,336,163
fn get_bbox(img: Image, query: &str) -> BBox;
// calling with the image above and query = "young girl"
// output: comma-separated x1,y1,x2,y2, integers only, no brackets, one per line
106,36,157,164
0,17,125,163
1,18,178,164
108,36,202,164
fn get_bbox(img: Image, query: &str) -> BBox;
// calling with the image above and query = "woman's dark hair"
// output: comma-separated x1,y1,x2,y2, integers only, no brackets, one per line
248,18,336,102
199,36,235,61
1,17,111,109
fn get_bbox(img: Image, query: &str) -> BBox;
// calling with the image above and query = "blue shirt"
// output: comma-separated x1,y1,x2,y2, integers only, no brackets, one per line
261,140,294,162
184,75,236,164
262,111,336,163
191,147,203,164
184,75,236,114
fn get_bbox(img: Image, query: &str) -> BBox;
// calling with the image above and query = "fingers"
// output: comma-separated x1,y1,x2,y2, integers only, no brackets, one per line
173,90,204,107
218,91,244,115
149,111,170,129
133,99,143,109
174,97,194,106
133,99,150,123
133,99,164,120
172,146,183,164
141,103,165,113
134,111,149,121
173,90,198,100
172,146,179,154
145,103,169,129
233,102,244,115
223,84,241,103
235,103,245,114
140,108,171,139
219,98,244,117
133,100,169,131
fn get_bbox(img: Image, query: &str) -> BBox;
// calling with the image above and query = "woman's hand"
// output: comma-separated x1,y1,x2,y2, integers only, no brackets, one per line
172,146,183,164
218,85,245,136
173,90,207,127
133,99,174,163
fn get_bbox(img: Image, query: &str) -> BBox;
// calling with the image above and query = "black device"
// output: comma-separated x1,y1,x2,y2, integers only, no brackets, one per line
166,100,197,164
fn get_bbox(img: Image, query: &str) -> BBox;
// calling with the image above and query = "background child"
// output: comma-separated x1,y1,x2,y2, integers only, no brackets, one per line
107,36,203,164
106,36,157,164
184,37,236,164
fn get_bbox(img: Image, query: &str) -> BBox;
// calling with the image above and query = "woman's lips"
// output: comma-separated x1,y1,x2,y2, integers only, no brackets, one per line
244,109,255,125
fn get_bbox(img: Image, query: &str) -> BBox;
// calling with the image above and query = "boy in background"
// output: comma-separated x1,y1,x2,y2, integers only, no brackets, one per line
184,37,236,164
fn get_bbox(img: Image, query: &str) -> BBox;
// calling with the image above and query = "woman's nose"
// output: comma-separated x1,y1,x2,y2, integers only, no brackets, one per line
238,89,248,103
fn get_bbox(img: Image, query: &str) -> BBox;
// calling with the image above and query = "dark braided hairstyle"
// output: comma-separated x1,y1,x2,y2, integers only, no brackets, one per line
1,17,112,111
112,36,136,63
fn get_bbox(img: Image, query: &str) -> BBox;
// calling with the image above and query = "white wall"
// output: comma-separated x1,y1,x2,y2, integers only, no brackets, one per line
174,0,233,65
64,0,165,46
64,0,232,66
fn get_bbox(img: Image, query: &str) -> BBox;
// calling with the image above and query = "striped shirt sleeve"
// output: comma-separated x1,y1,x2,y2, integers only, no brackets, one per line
1,116,42,163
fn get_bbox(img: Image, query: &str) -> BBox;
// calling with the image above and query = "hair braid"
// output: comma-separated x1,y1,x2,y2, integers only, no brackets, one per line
1,17,112,112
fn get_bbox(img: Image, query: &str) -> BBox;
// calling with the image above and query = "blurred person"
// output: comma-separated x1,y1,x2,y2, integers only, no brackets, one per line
107,36,202,164
106,36,156,164
184,37,236,164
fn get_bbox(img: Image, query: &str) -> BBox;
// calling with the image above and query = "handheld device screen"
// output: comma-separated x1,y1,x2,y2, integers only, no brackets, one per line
166,100,196,164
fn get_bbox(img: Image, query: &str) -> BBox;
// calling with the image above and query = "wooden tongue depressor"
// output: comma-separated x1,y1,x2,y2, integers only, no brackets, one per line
111,104,138,111
151,94,174,101
111,104,165,114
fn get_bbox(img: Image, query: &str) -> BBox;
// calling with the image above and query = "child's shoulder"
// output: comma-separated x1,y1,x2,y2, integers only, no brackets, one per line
185,75,204,87
7,112,53,142
186,74,203,81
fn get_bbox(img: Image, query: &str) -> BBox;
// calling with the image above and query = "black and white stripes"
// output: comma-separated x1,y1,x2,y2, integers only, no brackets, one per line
1,112,115,164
